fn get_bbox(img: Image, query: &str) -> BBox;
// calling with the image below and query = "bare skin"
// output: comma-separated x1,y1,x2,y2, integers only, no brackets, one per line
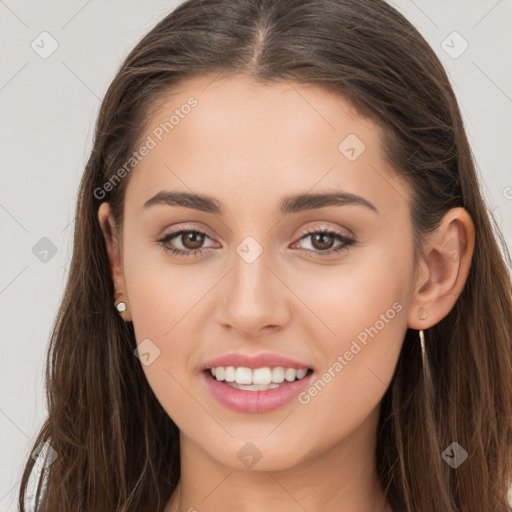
98,74,474,512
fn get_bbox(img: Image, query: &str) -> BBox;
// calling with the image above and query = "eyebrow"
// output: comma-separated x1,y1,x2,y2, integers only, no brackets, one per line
142,190,378,215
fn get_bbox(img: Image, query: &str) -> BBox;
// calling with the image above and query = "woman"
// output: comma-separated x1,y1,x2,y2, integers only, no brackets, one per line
19,0,512,510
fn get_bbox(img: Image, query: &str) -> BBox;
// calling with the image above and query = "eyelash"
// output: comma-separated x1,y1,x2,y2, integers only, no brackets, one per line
156,226,356,258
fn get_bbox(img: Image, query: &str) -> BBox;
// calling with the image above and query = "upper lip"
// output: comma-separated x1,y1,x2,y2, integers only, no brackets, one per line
201,352,313,371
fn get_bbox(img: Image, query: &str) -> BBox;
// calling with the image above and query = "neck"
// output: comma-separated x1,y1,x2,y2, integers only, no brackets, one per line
165,406,392,512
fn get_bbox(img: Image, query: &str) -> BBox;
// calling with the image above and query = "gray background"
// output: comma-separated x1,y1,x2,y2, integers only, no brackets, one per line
1,1,511,509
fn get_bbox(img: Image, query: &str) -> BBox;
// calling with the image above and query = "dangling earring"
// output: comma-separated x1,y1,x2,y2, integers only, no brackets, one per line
419,329,428,371
418,309,433,395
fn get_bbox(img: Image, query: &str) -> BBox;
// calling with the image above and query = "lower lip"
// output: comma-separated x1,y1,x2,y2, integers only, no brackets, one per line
202,371,313,413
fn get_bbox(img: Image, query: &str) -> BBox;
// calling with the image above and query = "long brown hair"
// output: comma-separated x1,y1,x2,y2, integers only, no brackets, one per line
18,0,512,510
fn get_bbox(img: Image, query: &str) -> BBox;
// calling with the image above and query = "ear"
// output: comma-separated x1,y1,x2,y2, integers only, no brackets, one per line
408,207,475,329
98,202,131,321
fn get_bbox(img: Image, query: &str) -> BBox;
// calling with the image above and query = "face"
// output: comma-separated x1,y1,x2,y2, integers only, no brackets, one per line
102,74,418,471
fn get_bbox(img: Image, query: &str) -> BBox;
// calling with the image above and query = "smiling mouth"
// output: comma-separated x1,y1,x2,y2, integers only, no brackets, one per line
205,366,314,391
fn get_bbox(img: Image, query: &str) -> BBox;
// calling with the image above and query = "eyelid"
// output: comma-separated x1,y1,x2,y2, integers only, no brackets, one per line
157,225,218,249
295,223,353,239
158,223,214,239
290,225,355,254
156,223,356,257
159,222,352,241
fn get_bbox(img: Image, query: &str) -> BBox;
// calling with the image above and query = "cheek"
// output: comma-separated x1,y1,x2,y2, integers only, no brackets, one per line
122,230,213,341
291,245,412,417
120,238,204,409
124,268,201,430
291,241,413,347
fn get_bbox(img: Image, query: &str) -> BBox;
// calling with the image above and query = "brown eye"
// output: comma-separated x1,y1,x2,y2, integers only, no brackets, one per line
179,231,206,250
292,227,356,257
310,232,336,251
156,228,217,257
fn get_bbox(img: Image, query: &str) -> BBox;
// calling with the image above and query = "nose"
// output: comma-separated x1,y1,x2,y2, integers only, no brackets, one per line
215,240,290,338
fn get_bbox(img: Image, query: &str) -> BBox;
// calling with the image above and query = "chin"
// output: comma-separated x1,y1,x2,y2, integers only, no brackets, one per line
204,439,311,472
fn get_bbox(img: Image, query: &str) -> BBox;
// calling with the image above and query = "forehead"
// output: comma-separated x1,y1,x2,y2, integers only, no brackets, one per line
124,73,408,219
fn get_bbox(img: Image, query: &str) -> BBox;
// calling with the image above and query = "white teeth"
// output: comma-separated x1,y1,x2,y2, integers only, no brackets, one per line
210,366,310,386
235,367,253,384
284,368,296,382
272,367,285,383
296,369,308,379
224,366,235,382
253,367,272,385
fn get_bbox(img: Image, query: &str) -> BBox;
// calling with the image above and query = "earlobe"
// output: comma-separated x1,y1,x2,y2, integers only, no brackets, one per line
408,207,475,330
98,202,132,322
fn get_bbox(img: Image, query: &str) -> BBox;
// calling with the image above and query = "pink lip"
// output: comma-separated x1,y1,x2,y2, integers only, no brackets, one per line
201,352,312,371
202,370,314,413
